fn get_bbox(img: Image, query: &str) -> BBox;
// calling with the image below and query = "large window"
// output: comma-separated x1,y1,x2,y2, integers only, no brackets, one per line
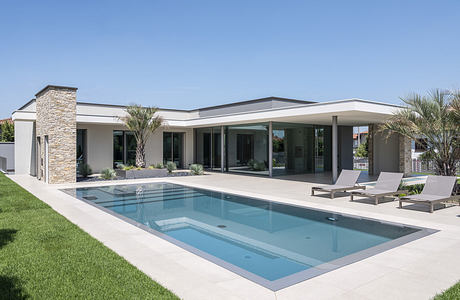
195,127,222,170
77,129,87,165
193,122,332,176
163,132,184,168
227,123,269,175
271,123,331,175
113,130,137,168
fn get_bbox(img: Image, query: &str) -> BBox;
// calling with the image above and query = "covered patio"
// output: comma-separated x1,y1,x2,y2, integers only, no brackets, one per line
190,99,411,181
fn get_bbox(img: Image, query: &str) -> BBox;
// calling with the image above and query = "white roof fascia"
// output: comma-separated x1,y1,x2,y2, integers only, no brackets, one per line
12,110,36,121
180,99,400,127
12,99,401,126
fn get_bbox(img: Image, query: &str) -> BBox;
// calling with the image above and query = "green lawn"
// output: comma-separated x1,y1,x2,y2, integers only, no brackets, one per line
434,281,460,300
0,172,178,299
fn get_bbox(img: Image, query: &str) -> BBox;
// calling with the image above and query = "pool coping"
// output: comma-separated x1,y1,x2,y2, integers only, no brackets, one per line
60,181,438,291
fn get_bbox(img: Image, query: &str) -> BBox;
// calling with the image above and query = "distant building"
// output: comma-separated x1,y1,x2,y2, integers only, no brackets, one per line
412,138,427,159
353,130,368,149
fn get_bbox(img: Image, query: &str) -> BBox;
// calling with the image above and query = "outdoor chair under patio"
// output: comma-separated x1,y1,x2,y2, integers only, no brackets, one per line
311,169,363,199
350,172,403,205
398,175,457,213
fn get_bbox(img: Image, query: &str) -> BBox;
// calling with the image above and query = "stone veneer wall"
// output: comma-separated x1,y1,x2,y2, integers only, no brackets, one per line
399,134,412,176
367,124,374,175
36,86,77,183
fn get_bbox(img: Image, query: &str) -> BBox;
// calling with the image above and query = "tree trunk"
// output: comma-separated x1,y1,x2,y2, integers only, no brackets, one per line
435,159,457,176
136,142,146,168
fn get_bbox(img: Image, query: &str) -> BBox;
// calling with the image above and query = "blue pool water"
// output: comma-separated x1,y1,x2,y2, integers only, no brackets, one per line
64,182,426,289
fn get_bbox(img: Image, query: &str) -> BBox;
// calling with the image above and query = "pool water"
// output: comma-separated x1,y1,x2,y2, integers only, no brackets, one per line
63,182,432,290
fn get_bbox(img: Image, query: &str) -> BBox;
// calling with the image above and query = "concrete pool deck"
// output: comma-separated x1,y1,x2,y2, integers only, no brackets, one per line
7,173,460,300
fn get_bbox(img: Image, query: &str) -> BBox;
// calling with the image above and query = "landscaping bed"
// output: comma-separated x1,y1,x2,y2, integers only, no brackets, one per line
0,172,178,299
77,170,192,182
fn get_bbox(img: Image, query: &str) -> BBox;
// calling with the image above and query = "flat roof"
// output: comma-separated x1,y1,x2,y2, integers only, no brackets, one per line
76,96,316,112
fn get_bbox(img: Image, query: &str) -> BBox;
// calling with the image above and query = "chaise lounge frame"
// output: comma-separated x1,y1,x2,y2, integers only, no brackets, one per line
350,172,404,205
311,170,363,199
398,175,458,213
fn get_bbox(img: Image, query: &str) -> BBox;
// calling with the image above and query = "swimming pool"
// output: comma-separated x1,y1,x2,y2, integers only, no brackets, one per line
63,182,435,290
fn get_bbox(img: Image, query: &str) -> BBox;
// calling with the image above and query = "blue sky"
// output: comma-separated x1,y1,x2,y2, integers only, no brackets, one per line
1,0,459,119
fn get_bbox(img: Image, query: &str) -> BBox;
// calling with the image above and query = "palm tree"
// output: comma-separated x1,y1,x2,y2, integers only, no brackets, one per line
381,89,460,176
121,105,163,168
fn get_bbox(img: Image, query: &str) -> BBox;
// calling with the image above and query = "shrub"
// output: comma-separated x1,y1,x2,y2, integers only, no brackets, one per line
77,163,92,178
190,164,204,175
116,163,126,169
155,163,165,169
148,165,155,169
166,161,177,173
247,159,255,169
355,140,368,158
253,161,267,171
407,183,425,195
122,165,135,171
398,183,426,196
100,168,116,180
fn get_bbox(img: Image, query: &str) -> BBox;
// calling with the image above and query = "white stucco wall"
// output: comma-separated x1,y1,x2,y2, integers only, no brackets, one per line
0,143,15,171
77,124,114,172
14,120,36,175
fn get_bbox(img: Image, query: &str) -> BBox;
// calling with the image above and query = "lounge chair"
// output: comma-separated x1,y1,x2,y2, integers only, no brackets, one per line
311,170,363,199
350,172,403,205
398,175,457,213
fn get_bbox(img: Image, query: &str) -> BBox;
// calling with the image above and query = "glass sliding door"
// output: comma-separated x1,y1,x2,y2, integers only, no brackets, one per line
272,129,286,175
227,123,269,175
126,132,137,166
173,132,184,167
76,129,87,174
113,131,124,168
313,126,333,173
113,130,138,168
270,122,332,176
193,122,332,177
212,127,221,171
163,132,184,168
195,127,222,171
76,129,87,163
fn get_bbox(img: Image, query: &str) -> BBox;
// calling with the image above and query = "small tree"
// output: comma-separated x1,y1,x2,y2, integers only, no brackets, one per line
381,89,460,176
355,140,368,158
0,121,14,142
121,105,163,168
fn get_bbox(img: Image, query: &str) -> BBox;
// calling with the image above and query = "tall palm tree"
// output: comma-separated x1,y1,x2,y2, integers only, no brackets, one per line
381,89,460,176
121,105,163,168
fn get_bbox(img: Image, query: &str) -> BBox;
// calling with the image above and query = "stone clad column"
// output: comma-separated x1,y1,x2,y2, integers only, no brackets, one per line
36,85,77,184
332,116,338,182
367,124,374,176
399,134,412,176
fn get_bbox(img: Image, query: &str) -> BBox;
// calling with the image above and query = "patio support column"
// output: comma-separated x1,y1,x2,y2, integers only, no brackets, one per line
269,121,273,177
221,126,224,172
332,116,338,182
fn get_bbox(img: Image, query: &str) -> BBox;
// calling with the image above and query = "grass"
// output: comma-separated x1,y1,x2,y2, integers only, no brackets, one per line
434,281,460,300
0,172,178,299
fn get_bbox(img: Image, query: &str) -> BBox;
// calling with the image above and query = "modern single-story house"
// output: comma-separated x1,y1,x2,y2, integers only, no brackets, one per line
12,85,411,184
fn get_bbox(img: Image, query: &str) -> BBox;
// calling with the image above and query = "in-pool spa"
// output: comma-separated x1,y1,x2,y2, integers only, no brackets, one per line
62,182,435,290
